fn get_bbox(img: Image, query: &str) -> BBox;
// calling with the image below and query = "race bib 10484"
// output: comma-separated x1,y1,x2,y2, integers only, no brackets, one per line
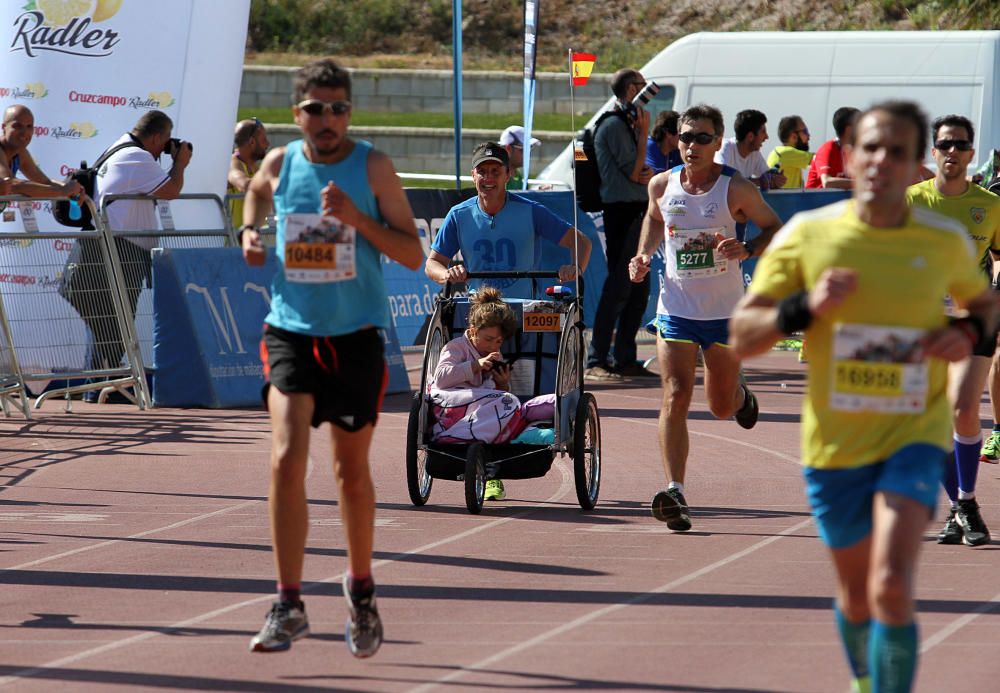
283,214,356,283
830,323,928,414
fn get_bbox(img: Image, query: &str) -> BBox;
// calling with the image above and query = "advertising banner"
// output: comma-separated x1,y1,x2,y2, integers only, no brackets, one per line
1,0,250,210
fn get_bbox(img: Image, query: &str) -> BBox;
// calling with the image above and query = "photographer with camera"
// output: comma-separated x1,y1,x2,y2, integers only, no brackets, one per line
62,110,192,397
585,68,657,381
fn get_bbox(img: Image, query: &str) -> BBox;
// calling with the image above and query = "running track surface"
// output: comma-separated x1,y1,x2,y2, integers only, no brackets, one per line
2,349,999,692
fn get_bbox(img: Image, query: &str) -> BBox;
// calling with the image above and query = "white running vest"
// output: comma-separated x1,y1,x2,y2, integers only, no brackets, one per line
655,165,745,320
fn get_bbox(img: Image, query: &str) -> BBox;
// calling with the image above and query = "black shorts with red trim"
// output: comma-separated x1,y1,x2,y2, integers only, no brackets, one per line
260,324,387,431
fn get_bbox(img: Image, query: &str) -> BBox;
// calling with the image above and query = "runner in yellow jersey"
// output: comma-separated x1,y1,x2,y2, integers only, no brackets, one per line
730,102,997,693
906,114,1000,547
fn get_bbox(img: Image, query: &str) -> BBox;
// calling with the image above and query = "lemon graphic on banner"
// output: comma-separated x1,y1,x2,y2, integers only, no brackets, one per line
24,83,48,98
34,0,97,27
70,122,98,138
92,0,122,22
149,92,175,108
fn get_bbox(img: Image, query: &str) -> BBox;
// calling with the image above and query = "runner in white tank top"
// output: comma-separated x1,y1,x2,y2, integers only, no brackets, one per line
657,163,745,319
627,105,784,533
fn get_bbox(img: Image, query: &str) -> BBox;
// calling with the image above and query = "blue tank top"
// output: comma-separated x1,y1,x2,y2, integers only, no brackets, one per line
265,139,390,336
10,154,19,176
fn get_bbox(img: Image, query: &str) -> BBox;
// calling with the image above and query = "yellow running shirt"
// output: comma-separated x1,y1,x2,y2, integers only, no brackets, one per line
750,200,987,469
767,146,814,189
906,178,1000,275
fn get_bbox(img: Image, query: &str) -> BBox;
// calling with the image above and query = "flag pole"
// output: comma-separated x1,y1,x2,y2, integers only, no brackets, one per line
568,48,580,300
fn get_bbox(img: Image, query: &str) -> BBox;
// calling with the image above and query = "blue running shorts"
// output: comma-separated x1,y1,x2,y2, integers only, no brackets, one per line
802,443,947,549
646,314,730,350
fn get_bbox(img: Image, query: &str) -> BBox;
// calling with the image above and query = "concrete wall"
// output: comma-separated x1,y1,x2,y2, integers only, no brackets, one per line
241,67,611,176
264,124,572,183
241,66,611,115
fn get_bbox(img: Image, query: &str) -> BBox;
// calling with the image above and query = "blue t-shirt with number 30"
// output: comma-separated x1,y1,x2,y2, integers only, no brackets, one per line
431,192,571,297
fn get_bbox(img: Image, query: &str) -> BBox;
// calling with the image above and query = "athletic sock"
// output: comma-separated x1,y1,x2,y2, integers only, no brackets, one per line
954,433,981,497
994,423,1000,433
347,572,374,597
278,583,301,605
868,620,918,693
667,481,685,495
834,605,870,681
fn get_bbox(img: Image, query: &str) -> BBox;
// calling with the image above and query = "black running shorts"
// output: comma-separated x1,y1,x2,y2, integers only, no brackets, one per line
260,324,387,431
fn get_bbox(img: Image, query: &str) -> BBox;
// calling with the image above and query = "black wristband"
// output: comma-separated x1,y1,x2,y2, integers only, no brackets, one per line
238,224,256,244
949,315,991,353
776,290,813,335
742,238,755,257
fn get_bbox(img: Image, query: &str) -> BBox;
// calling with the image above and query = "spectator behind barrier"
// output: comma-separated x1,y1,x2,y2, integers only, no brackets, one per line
499,125,540,191
715,109,786,190
646,110,681,175
228,117,270,226
766,115,813,189
59,110,192,398
0,105,84,200
805,106,859,189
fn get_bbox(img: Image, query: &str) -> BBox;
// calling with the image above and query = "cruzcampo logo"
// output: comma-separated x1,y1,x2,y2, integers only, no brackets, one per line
971,207,986,225
11,0,124,58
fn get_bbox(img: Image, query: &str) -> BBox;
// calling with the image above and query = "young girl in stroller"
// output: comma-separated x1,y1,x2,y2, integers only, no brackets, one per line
429,287,556,499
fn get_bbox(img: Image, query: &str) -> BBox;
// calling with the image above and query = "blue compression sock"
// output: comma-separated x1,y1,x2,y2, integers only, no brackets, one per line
954,433,981,497
835,606,870,680
868,621,917,693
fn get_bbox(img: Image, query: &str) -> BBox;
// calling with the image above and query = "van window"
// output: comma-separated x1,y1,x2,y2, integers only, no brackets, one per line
642,84,676,119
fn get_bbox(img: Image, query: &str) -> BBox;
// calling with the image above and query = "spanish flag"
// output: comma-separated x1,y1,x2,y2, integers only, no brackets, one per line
572,52,596,86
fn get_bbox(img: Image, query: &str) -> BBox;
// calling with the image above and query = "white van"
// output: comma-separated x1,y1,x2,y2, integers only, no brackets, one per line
539,30,1000,186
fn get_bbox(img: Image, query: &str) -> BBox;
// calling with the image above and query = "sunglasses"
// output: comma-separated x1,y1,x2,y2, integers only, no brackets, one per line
797,128,810,136
297,99,352,116
679,131,717,145
934,139,973,152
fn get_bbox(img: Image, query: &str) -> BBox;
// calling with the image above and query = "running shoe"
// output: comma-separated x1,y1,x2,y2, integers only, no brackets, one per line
734,383,759,429
250,600,309,653
936,507,964,545
980,431,1000,463
484,479,506,501
651,488,692,531
343,575,383,658
956,498,991,546
584,365,623,382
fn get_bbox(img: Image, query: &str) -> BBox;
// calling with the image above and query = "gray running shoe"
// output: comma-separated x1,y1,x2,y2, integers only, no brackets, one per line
651,488,692,531
343,575,383,658
250,601,309,653
936,507,964,545
956,498,991,546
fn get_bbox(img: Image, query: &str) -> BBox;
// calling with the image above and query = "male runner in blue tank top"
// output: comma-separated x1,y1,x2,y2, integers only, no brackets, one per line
239,59,424,658
630,104,783,532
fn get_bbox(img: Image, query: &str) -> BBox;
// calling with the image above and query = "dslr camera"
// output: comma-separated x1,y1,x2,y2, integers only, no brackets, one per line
163,137,193,157
632,81,661,108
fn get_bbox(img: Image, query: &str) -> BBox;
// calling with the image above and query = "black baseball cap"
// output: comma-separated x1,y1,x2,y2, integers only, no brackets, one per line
471,142,510,169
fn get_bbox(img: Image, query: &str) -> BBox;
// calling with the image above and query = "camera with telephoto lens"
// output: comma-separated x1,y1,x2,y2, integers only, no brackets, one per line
163,137,192,157
632,81,661,108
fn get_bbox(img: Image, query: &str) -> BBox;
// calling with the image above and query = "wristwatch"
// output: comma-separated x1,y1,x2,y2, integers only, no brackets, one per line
742,238,755,257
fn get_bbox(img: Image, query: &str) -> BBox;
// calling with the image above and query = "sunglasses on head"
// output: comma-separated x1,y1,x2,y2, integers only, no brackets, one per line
297,99,352,116
934,139,973,152
679,131,717,145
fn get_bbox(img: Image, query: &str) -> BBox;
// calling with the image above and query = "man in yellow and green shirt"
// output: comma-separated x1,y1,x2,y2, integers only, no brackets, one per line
766,115,813,189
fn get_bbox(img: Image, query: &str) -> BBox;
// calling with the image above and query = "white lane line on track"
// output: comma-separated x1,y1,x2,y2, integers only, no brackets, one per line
607,393,1000,665
0,459,575,687
408,516,816,693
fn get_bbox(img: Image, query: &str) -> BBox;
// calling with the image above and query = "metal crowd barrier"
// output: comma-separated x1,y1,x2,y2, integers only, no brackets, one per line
96,193,236,379
0,194,148,414
223,192,276,246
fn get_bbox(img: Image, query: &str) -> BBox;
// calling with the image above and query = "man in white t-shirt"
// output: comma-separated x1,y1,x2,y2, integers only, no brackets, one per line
715,109,786,190
65,110,191,382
